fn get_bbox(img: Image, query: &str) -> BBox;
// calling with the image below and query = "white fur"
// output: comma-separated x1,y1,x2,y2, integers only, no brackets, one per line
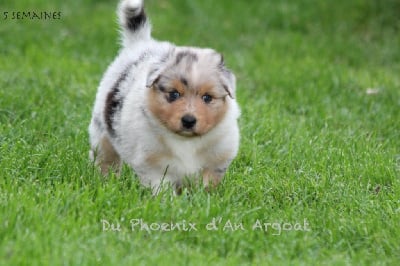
89,0,240,194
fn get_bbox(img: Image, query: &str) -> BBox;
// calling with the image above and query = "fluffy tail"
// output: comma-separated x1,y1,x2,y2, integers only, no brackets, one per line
118,0,151,47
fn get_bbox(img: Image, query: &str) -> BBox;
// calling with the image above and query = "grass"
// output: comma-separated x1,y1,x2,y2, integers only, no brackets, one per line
1,0,399,265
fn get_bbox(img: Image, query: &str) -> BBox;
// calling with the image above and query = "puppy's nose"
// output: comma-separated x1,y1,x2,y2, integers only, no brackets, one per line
181,114,197,129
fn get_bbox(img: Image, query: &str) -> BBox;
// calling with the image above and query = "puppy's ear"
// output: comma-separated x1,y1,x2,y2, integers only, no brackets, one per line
146,50,174,88
146,67,163,88
221,69,236,99
218,55,236,98
221,67,236,99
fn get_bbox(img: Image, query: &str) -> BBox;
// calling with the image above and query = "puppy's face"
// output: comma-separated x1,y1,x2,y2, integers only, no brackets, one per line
147,48,236,137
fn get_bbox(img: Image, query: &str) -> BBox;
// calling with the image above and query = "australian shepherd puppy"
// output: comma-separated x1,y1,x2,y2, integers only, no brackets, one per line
89,0,240,194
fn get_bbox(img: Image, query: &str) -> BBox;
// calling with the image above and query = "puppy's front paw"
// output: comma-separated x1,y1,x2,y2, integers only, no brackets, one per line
202,168,225,191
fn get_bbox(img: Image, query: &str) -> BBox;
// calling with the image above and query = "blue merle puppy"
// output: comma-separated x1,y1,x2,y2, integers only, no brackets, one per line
89,0,240,195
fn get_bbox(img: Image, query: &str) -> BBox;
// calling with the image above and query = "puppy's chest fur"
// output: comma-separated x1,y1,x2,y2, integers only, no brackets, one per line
146,138,203,175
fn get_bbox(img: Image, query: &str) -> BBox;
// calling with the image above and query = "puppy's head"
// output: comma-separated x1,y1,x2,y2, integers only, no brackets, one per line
147,48,236,137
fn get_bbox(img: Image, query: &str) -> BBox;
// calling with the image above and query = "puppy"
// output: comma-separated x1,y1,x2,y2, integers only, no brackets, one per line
89,0,240,194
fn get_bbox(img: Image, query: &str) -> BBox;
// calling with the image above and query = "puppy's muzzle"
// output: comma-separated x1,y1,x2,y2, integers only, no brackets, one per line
181,114,197,130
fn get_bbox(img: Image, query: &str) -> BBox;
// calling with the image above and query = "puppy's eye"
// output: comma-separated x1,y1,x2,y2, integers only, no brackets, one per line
202,94,213,104
168,90,181,102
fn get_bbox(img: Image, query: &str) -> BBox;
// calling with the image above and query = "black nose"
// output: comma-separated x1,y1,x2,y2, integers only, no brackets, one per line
181,115,197,129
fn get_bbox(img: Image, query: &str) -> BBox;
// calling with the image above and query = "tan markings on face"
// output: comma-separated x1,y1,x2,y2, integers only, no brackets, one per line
170,78,186,95
193,82,228,135
148,80,188,135
148,78,228,137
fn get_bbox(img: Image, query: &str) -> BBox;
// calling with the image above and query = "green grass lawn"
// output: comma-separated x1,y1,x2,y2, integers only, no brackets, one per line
1,0,399,265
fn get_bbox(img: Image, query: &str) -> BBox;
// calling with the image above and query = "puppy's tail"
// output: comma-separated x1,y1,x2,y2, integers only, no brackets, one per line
118,0,151,47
